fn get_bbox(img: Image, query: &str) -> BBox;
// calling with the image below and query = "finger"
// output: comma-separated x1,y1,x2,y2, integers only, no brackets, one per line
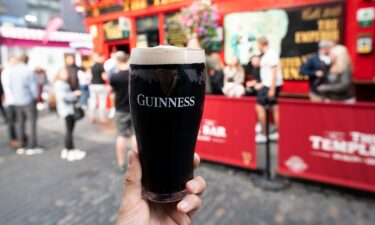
177,194,202,214
187,207,200,219
193,153,200,169
186,176,206,195
121,151,142,204
163,204,191,225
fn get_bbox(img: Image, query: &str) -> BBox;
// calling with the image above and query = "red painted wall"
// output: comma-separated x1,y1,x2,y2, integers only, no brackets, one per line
345,0,375,81
85,0,375,95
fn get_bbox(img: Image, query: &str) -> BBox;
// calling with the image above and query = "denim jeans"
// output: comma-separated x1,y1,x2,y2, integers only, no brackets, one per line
15,102,38,148
80,84,90,107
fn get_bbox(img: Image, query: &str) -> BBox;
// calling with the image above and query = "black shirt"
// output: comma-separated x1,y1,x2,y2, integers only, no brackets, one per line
110,70,130,113
253,67,261,83
91,63,105,84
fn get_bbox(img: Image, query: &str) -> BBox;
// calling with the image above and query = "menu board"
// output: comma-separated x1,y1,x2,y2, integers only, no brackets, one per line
280,3,344,80
224,2,344,81
164,12,187,47
136,16,159,47
103,19,130,41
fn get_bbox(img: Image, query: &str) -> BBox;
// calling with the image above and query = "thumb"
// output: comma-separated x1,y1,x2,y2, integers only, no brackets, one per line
121,151,142,205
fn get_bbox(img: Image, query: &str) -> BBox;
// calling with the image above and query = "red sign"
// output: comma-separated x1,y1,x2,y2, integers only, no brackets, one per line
196,96,257,169
278,99,375,192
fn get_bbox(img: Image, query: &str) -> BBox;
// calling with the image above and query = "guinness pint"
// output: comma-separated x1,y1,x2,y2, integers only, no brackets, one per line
129,46,206,202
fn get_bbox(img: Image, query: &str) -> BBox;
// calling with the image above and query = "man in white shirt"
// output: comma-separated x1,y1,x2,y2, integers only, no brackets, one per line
255,37,283,143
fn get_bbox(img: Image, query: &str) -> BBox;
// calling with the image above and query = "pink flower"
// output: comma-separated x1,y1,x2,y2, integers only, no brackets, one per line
198,27,206,35
186,19,193,27
202,11,208,20
211,12,219,21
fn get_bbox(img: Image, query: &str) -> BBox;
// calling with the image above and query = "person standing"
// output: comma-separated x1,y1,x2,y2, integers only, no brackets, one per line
1,56,19,149
104,52,117,80
109,52,137,172
0,65,6,124
300,40,334,101
89,54,108,123
77,67,91,108
10,54,43,154
55,68,87,161
34,67,48,109
65,54,80,91
255,37,283,143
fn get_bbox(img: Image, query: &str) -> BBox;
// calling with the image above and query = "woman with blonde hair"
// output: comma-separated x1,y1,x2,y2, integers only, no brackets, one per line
317,45,354,102
222,56,245,97
55,68,86,161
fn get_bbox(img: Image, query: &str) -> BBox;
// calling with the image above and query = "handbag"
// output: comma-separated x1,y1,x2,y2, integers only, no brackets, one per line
74,104,85,120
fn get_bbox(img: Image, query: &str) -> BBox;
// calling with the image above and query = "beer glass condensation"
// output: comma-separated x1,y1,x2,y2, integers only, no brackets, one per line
129,46,206,202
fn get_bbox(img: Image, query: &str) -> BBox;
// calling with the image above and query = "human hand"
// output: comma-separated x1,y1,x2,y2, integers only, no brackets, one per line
116,151,206,225
254,83,263,91
73,90,81,96
246,80,256,87
315,70,324,77
317,85,327,92
267,87,275,99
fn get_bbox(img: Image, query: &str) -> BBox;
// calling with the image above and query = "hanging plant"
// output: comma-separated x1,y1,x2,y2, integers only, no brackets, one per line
179,1,219,50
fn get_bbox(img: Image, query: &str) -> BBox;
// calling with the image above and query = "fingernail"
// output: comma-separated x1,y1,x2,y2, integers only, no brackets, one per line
188,180,199,192
128,151,133,165
178,201,190,212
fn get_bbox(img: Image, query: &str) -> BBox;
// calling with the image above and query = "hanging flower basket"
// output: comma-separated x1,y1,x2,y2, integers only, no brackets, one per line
179,1,219,50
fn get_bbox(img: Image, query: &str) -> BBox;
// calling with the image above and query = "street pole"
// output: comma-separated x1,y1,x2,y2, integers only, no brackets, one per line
265,103,271,180
252,100,289,191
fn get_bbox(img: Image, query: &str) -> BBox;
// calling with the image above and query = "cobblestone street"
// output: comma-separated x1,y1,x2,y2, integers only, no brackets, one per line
0,112,374,225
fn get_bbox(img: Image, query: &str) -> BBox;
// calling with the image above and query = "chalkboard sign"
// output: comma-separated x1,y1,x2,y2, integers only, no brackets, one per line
280,2,344,80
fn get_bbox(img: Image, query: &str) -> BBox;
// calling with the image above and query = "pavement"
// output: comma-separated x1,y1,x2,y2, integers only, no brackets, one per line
0,111,374,225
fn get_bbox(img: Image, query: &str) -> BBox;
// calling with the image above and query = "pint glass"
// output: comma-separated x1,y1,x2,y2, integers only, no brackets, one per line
129,46,206,202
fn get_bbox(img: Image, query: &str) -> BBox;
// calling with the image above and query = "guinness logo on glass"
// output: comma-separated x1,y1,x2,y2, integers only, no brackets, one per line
156,69,178,96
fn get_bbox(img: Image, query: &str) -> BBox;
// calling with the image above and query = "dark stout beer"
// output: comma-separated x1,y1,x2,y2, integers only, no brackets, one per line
129,46,206,202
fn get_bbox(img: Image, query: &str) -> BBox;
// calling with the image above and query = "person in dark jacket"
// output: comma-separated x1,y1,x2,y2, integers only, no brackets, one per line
300,40,334,101
0,65,6,123
207,53,224,95
245,55,262,95
318,45,354,102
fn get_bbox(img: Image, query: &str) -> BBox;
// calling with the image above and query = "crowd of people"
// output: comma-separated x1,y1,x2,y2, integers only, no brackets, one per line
0,37,354,164
0,52,136,171
205,37,354,143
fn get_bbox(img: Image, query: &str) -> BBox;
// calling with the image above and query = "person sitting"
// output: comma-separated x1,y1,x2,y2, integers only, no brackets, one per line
207,53,224,95
222,56,245,97
300,40,334,102
245,55,263,95
317,45,354,103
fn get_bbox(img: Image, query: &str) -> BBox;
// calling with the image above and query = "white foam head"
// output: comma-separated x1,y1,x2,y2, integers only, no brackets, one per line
130,45,206,65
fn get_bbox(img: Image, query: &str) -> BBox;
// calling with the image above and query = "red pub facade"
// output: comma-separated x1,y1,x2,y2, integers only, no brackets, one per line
80,0,375,100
